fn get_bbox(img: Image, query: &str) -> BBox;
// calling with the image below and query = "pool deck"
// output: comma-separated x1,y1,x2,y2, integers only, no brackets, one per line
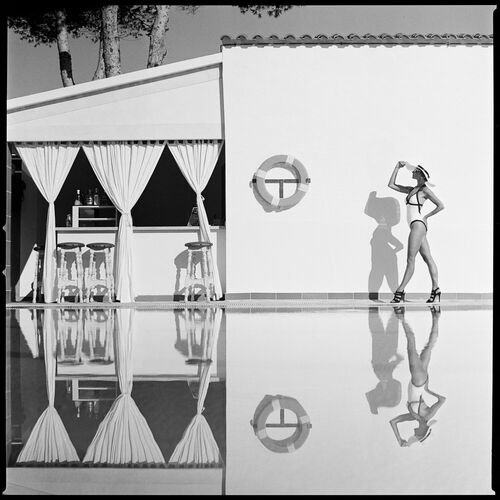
5,298,492,310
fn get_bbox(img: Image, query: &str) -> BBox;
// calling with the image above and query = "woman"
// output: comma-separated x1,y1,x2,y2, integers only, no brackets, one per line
388,161,445,303
389,306,446,447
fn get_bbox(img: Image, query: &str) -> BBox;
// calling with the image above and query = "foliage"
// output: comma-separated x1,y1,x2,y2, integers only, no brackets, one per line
238,5,294,18
7,8,82,46
7,5,201,46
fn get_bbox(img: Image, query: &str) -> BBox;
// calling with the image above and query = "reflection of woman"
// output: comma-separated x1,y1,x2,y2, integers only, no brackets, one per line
389,306,446,446
388,161,445,303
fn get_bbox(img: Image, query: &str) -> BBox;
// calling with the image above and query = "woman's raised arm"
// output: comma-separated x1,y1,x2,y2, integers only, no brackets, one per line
388,161,411,193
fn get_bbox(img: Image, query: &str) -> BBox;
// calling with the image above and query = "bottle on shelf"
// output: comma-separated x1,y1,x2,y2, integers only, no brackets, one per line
85,189,94,205
93,187,100,206
65,214,72,227
74,189,82,206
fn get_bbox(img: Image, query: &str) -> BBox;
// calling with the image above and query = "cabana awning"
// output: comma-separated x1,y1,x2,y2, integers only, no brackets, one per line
7,53,223,141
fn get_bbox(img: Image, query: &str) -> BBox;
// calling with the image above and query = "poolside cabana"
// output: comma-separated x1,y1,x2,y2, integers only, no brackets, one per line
7,53,225,303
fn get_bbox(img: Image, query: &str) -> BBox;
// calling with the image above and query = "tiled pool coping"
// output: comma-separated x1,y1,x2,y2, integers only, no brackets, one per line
5,298,492,310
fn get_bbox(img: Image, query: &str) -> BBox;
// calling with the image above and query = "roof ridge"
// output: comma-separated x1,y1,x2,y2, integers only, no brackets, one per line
221,33,493,47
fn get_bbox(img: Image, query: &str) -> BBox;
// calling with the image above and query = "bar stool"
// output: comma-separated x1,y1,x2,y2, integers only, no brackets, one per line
56,242,85,303
32,244,44,303
84,243,115,302
183,241,216,302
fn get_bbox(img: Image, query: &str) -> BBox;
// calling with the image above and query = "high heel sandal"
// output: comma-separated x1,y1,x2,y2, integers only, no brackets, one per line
426,287,441,303
390,290,405,303
429,304,441,314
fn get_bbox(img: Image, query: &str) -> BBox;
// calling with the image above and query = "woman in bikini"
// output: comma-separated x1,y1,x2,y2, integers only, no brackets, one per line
389,306,446,446
388,161,445,303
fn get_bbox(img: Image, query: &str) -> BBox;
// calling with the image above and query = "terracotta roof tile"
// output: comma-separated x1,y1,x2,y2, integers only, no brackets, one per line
220,33,493,47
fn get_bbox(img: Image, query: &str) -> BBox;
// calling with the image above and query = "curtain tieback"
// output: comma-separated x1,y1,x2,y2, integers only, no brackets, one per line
120,211,133,225
196,193,205,202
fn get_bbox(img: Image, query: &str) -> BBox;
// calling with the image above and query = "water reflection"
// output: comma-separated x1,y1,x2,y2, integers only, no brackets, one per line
85,309,114,365
52,309,115,368
57,309,84,365
389,306,446,447
169,308,223,467
16,309,80,465
7,304,493,495
83,308,165,467
250,395,312,453
13,306,225,470
365,307,403,414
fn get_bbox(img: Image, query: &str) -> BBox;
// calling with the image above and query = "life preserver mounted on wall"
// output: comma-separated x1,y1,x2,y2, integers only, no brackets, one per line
250,395,312,453
252,155,311,210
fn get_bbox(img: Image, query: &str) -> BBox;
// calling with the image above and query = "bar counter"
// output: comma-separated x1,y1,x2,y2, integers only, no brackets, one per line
56,226,226,300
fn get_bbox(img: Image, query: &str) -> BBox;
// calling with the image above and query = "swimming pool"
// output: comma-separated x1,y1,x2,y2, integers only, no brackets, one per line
4,305,493,495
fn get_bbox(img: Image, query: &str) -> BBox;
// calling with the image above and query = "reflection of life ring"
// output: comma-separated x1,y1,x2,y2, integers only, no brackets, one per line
252,155,311,210
250,395,312,453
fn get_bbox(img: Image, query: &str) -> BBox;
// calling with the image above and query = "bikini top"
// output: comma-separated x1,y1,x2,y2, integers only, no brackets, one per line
405,185,426,213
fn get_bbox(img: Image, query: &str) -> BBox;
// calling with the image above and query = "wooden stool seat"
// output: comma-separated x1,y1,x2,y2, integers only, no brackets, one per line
185,241,213,250
57,242,85,250
87,242,115,251
183,241,216,302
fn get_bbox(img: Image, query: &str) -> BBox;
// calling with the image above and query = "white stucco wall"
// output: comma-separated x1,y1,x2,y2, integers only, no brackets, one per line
222,45,493,294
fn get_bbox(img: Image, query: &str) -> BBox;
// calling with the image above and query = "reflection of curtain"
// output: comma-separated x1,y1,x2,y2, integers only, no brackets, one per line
16,309,79,465
15,143,80,303
83,141,165,302
83,309,165,466
168,140,223,298
169,308,223,467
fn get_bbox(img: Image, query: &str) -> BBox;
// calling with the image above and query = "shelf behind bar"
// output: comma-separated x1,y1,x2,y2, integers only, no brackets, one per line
73,205,115,208
56,226,224,232
78,218,116,221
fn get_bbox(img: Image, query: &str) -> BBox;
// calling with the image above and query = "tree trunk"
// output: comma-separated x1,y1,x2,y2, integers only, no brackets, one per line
147,5,170,68
55,10,75,87
92,32,106,80
101,5,121,77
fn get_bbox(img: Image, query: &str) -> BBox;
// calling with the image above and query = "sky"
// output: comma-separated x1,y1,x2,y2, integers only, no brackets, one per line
6,5,496,99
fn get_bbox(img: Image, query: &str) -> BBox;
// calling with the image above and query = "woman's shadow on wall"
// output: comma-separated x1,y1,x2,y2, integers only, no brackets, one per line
364,191,403,301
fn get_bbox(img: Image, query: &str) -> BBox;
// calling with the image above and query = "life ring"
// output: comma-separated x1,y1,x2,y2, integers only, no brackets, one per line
250,395,312,453
252,155,311,210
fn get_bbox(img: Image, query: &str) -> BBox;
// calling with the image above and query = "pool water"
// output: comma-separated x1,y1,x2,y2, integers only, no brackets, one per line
4,305,493,495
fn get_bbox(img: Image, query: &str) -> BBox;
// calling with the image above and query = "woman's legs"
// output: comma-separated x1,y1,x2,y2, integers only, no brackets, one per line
395,222,427,293
419,307,440,372
400,318,427,385
418,235,439,290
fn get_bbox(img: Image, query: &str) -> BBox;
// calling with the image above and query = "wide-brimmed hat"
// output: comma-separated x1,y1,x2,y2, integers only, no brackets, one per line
406,163,436,187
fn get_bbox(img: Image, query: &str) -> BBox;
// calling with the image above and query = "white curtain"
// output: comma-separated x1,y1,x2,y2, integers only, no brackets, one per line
15,143,81,303
83,309,165,466
169,308,223,467
16,309,80,465
168,140,224,298
83,141,165,302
